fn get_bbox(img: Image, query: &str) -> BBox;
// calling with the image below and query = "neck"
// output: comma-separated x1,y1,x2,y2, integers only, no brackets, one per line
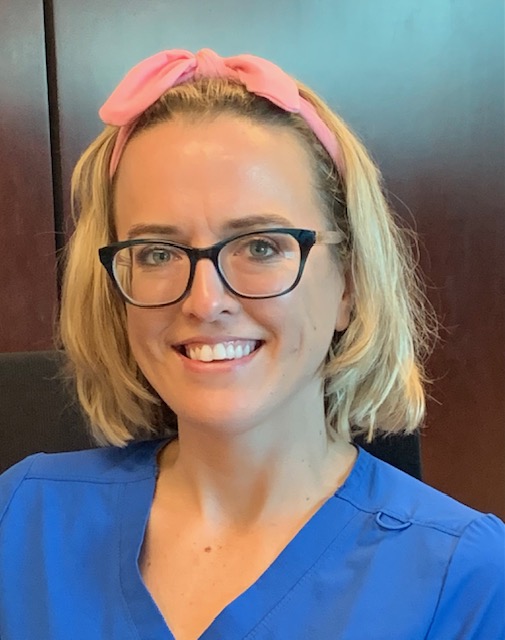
156,399,356,528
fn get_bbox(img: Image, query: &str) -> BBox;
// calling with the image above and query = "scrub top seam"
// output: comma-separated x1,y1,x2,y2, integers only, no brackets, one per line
21,474,154,484
117,482,145,640
422,515,501,639
334,493,475,537
0,454,42,527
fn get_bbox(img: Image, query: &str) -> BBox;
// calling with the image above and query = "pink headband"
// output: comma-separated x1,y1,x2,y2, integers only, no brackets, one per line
99,48,345,178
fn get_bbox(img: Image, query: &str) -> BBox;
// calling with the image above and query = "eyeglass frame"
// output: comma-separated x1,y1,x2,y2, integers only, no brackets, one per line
98,227,344,308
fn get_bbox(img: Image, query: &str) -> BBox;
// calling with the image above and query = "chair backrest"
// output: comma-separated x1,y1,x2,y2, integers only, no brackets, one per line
0,351,92,473
0,350,422,478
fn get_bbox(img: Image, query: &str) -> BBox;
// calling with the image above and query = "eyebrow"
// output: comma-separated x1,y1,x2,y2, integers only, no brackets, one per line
127,223,179,239
126,214,294,240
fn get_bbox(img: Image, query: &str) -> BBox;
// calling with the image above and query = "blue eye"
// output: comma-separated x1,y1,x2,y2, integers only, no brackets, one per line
247,238,278,259
135,245,180,266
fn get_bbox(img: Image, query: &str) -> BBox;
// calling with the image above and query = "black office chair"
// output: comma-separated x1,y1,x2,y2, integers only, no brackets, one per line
0,350,423,478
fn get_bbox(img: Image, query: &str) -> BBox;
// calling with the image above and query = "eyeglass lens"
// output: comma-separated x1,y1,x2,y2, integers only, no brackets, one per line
112,232,302,305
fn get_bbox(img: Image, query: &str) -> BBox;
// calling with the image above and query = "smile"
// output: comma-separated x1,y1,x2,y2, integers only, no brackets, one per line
179,340,261,363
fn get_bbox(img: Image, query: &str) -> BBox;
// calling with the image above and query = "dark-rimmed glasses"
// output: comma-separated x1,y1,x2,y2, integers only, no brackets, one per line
99,228,343,308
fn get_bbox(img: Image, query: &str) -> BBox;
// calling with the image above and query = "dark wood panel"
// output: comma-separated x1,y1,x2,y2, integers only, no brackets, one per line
51,0,504,517
0,0,57,351
371,4,505,518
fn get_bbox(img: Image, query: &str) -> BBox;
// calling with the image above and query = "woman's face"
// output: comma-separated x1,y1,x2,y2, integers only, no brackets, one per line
114,115,352,434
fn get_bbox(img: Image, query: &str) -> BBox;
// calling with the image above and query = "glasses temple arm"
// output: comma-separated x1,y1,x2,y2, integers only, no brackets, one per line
315,230,345,245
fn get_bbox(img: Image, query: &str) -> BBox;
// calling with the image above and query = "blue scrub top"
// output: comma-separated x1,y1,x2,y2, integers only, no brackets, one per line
0,440,504,639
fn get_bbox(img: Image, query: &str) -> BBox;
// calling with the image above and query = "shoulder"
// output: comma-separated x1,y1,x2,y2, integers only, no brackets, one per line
341,447,504,537
0,439,164,524
424,512,505,637
339,447,505,635
23,439,162,482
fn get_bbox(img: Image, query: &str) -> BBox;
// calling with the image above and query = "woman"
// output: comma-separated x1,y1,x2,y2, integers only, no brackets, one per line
0,49,503,640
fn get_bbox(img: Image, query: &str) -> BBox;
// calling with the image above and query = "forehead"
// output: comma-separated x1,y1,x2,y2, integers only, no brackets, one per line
113,115,326,239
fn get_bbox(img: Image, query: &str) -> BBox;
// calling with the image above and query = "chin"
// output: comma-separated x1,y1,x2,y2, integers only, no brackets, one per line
184,400,281,438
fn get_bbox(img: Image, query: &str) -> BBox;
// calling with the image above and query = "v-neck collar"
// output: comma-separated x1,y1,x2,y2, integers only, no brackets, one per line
119,440,368,640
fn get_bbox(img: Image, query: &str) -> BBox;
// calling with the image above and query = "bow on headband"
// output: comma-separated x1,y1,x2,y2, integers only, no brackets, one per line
99,48,344,177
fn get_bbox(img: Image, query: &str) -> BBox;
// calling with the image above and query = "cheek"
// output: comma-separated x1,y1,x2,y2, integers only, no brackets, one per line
299,263,344,342
126,309,148,345
250,288,331,357
125,308,171,359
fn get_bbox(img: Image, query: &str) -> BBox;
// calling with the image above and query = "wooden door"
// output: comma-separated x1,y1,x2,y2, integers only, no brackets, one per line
0,0,57,351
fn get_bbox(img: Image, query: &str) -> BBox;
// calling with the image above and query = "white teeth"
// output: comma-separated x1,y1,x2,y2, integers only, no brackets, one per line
188,346,199,360
213,343,227,360
184,340,258,362
200,345,213,362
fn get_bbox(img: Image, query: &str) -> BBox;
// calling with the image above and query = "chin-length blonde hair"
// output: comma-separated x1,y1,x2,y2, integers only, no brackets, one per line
59,77,437,446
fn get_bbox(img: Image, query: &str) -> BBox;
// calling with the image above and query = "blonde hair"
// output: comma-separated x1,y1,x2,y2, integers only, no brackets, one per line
59,77,437,446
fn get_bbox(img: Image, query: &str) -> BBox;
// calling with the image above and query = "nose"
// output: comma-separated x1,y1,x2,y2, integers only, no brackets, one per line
181,258,240,321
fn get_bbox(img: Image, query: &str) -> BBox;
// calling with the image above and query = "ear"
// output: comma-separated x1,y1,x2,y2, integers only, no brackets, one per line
335,270,354,332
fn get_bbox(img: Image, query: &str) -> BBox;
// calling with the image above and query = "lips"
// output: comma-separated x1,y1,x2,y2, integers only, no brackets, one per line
175,339,262,362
